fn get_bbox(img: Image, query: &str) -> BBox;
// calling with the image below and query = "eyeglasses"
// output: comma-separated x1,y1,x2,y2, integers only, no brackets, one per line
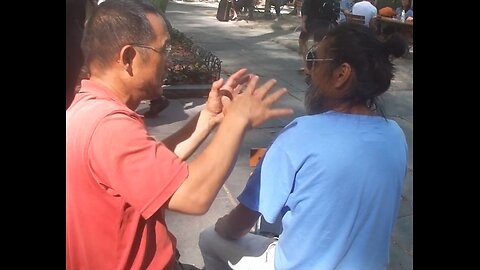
305,46,334,70
131,43,172,56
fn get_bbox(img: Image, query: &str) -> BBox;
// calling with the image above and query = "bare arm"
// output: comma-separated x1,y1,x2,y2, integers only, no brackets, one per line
161,110,214,161
166,76,293,214
215,203,261,240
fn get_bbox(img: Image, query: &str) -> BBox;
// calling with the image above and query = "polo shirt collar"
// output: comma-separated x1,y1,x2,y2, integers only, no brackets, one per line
78,80,141,116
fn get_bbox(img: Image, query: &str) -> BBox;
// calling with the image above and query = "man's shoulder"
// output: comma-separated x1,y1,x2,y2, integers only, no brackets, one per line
68,94,140,133
72,95,127,114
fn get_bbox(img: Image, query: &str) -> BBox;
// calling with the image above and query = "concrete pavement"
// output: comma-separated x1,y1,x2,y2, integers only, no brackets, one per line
136,1,413,269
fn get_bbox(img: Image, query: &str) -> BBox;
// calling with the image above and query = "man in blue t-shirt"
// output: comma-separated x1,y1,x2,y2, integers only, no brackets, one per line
199,24,409,270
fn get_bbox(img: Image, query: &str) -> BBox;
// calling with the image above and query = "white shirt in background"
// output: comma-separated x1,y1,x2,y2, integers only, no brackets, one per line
352,0,378,27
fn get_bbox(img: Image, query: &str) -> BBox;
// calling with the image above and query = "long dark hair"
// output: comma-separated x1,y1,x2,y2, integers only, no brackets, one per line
312,23,407,116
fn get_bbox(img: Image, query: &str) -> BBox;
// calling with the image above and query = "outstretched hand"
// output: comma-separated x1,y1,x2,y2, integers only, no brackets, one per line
222,75,294,128
205,68,251,125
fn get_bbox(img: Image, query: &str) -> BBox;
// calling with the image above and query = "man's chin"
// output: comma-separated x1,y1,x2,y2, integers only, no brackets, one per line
149,86,164,100
305,84,327,115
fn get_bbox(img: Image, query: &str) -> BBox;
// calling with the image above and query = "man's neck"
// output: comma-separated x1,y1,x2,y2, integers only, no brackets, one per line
88,75,141,110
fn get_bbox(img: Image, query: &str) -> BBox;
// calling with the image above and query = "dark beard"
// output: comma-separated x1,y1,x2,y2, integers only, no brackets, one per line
304,83,329,115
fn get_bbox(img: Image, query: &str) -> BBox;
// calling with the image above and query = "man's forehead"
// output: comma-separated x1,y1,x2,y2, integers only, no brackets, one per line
146,13,169,41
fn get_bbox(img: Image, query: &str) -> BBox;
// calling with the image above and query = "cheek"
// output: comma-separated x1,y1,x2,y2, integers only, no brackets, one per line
156,59,168,79
310,72,327,90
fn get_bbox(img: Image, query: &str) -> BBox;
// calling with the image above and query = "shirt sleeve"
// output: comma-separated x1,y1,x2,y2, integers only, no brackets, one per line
238,138,296,224
88,111,188,219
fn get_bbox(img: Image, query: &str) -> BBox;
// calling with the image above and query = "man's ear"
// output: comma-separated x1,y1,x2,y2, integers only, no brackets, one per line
119,45,136,74
334,62,353,89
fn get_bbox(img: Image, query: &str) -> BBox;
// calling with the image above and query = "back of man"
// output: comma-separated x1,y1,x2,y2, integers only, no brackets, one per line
352,0,377,26
238,113,408,269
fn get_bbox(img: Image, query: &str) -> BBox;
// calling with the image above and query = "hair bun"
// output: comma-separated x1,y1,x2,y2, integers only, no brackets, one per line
383,33,408,58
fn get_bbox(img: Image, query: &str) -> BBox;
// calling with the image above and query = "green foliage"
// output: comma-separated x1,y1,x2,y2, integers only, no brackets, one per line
165,28,219,85
150,0,169,12
169,28,194,49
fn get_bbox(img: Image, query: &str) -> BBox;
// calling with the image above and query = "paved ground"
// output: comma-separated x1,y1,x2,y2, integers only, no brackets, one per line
136,1,413,269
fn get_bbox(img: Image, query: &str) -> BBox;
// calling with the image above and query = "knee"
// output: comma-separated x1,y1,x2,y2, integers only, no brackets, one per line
199,226,217,253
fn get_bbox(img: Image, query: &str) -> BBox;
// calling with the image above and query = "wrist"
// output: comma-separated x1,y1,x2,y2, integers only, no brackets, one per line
200,109,220,129
223,110,250,130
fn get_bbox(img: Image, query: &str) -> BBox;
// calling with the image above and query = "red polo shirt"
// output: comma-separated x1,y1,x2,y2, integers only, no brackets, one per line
66,80,188,269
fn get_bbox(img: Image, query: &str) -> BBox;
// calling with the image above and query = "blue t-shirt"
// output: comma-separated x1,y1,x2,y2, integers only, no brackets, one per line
238,111,408,270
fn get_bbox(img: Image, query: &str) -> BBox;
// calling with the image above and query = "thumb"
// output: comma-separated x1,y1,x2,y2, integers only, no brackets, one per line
221,95,232,109
211,78,225,92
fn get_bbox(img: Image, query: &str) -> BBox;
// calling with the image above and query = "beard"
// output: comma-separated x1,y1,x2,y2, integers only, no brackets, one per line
304,83,329,115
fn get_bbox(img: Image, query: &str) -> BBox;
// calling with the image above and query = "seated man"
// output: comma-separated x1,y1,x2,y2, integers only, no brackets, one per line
66,1,294,269
199,24,408,270
395,0,413,20
264,0,288,19
352,0,377,27
233,0,255,20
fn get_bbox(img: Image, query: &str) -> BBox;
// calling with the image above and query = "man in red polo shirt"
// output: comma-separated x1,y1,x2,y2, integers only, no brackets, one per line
66,0,293,269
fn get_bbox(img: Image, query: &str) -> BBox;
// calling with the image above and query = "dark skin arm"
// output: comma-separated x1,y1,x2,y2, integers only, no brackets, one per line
214,203,261,240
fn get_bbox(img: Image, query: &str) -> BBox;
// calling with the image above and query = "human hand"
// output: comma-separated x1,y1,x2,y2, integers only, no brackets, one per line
218,68,251,100
406,16,413,22
222,75,294,128
205,68,251,125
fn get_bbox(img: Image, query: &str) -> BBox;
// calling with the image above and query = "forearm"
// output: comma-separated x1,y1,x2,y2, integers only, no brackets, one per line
166,75,293,215
162,109,216,160
215,204,261,240
166,112,249,214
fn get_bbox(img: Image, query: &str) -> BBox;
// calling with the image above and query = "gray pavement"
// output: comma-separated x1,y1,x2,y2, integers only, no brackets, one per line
136,1,413,269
